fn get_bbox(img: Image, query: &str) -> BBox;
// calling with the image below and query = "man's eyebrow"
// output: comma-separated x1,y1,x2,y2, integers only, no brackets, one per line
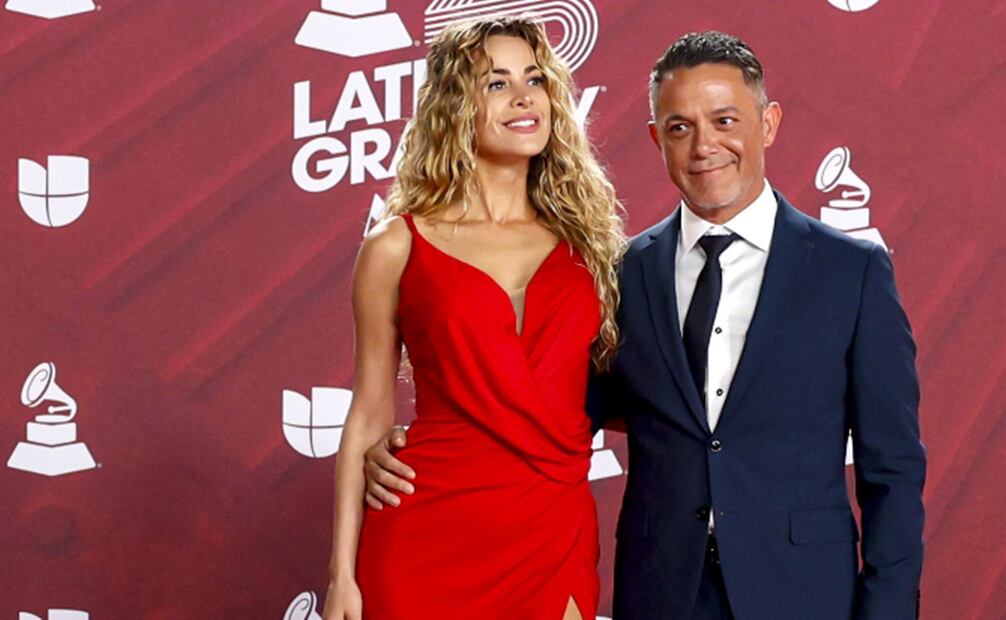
662,106,742,124
663,114,691,125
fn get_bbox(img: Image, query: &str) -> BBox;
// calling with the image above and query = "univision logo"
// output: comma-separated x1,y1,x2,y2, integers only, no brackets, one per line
282,387,352,458
18,610,89,620
5,0,95,19
826,0,880,11
17,155,90,228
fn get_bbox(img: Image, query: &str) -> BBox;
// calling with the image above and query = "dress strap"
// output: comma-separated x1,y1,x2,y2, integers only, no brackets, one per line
401,212,419,235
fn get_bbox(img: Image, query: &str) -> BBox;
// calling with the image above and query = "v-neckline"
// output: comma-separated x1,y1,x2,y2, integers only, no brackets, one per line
406,214,565,336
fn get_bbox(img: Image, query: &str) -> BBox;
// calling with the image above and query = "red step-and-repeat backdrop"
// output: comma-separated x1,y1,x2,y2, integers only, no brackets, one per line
2,1,1004,618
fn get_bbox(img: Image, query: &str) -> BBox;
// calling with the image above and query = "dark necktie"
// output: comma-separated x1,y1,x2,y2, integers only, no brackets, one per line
682,233,741,404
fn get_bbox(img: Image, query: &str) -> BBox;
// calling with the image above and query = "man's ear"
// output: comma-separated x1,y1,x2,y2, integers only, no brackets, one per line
762,102,782,148
648,121,660,147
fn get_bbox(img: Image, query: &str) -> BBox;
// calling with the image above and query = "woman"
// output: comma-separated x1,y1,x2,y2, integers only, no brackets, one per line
322,16,624,619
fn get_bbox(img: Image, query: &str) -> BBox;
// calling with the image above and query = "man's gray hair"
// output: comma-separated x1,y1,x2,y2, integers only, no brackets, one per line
649,31,768,118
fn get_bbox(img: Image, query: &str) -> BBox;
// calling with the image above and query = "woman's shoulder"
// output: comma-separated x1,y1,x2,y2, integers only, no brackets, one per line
358,215,413,272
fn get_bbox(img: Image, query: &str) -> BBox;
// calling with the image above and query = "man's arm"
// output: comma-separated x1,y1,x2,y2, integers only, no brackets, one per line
362,427,414,509
587,370,627,434
849,244,926,619
363,372,629,510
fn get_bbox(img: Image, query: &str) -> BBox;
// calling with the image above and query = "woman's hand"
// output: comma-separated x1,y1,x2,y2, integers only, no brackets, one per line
321,573,363,620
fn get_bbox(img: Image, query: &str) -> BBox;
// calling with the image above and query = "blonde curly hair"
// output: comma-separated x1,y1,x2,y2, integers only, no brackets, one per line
384,15,626,370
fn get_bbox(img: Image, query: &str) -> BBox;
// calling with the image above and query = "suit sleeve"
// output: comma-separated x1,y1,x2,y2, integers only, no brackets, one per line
849,244,926,619
587,371,618,434
586,259,632,435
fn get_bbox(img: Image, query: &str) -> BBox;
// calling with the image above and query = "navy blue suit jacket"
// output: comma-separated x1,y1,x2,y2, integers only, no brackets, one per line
589,192,925,619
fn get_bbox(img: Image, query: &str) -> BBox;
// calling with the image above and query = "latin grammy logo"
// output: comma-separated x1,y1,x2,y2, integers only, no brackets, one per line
7,362,97,477
362,194,387,237
815,146,887,250
424,0,599,72
295,0,413,58
5,0,95,19
285,591,322,620
588,430,624,482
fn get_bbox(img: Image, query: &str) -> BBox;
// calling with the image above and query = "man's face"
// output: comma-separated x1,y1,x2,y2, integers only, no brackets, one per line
648,63,781,219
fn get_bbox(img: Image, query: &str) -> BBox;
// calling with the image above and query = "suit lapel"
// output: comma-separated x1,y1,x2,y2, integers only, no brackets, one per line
640,209,709,433
719,192,815,423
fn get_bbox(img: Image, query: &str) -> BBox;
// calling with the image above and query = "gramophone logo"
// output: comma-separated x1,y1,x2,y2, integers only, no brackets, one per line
587,430,623,482
8,362,97,477
282,387,352,458
19,610,89,620
826,0,880,11
425,0,599,72
285,591,322,620
815,146,887,250
5,0,95,19
18,155,90,228
295,0,413,57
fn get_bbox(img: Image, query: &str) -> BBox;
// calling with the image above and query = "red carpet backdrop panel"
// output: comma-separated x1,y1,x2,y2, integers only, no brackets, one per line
1,0,1003,617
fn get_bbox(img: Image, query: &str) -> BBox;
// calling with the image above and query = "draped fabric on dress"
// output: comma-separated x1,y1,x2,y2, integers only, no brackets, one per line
356,213,601,619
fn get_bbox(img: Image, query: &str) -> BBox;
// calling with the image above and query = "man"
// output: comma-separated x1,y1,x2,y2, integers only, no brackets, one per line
361,32,926,619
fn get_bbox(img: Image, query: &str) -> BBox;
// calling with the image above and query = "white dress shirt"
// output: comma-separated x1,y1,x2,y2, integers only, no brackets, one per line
676,180,777,533
675,179,777,433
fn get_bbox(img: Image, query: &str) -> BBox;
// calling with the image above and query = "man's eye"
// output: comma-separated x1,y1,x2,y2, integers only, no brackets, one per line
669,124,688,134
719,117,736,126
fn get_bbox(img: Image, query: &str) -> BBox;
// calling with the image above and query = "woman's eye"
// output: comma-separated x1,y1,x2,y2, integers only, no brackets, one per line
488,80,506,91
528,76,545,87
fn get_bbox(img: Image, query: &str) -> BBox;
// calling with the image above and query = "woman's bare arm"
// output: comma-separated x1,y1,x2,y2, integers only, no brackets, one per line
328,216,411,579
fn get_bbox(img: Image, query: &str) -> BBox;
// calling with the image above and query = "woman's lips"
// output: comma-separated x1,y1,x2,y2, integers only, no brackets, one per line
503,115,541,134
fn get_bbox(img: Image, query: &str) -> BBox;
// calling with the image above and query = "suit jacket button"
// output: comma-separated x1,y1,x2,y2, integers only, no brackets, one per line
710,439,723,452
696,506,711,521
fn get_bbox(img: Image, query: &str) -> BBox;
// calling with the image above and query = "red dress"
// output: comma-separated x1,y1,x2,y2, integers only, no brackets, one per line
355,213,601,619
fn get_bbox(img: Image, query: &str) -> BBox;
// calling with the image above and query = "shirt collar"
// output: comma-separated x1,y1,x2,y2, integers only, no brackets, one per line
679,178,777,253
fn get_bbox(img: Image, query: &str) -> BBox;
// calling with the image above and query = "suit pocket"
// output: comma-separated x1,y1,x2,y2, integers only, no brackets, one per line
789,507,859,545
615,505,649,540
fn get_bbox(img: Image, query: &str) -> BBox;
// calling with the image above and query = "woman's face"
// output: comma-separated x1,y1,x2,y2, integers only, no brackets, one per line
472,35,552,164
